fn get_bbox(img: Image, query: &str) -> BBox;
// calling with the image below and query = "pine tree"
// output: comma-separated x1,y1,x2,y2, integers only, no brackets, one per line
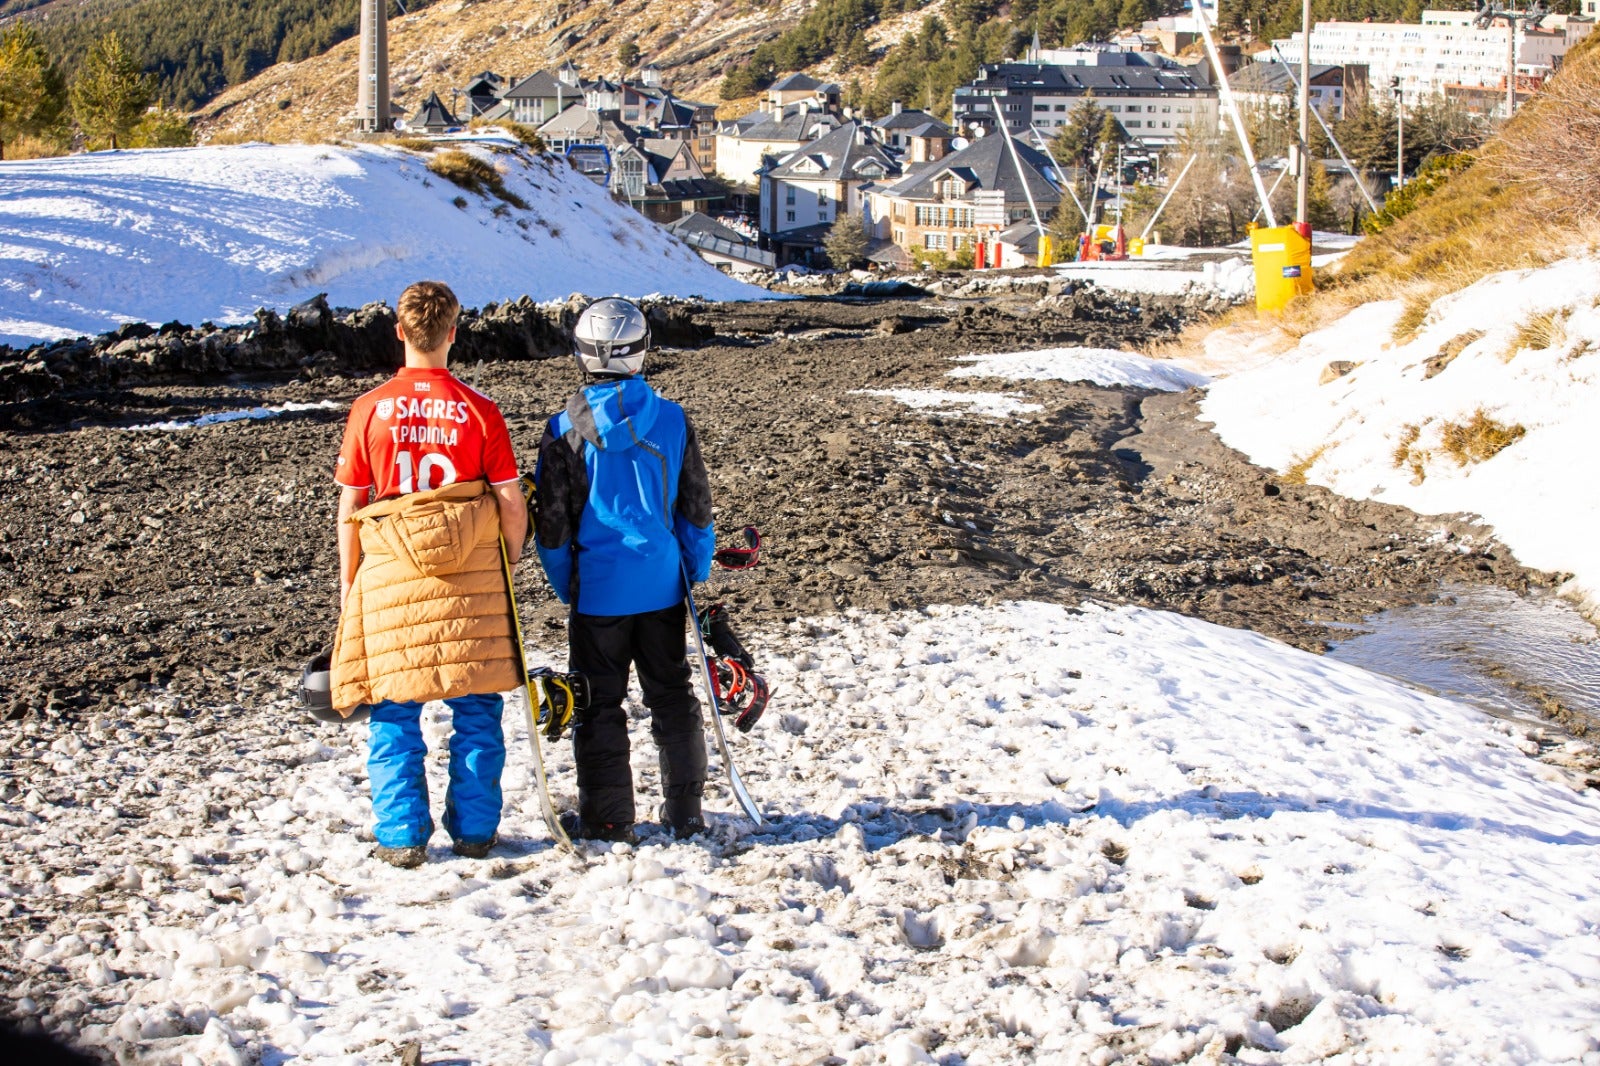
129,105,194,148
0,23,67,160
823,212,869,269
70,32,154,150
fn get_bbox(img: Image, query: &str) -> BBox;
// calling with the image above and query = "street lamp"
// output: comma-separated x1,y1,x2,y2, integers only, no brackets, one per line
1473,1,1548,120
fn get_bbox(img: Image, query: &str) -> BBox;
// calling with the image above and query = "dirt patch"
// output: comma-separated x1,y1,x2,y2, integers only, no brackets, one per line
0,293,1554,722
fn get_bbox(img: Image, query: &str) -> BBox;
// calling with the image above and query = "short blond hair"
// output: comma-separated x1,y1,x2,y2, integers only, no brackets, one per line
396,281,460,354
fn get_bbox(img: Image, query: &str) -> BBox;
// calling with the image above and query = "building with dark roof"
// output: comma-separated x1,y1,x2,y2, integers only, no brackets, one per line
953,61,1219,149
715,103,842,187
407,91,459,134
867,102,955,161
665,212,774,270
504,69,582,126
1230,61,1360,120
864,131,1061,259
758,121,901,260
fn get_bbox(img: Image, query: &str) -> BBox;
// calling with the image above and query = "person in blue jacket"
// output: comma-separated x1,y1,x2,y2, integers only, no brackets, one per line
534,298,716,843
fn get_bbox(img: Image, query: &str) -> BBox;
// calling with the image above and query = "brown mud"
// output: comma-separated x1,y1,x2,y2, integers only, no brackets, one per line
0,292,1558,725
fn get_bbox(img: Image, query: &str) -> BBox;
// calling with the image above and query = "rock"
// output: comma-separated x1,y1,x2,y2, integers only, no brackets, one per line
1319,360,1358,384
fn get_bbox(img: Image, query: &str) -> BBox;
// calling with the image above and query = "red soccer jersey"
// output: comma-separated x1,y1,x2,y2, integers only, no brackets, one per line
335,366,519,499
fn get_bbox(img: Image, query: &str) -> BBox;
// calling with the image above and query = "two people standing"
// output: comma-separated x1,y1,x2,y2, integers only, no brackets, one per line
329,284,712,866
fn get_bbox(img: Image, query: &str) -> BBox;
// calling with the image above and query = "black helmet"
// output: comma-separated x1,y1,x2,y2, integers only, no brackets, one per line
301,649,370,724
573,298,650,378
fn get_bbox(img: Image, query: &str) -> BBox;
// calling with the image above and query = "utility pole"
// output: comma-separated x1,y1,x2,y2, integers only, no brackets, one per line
1295,0,1311,225
1473,2,1548,122
1393,75,1404,189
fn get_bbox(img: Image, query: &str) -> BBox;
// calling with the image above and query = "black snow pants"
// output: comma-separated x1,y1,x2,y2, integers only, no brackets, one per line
569,602,707,827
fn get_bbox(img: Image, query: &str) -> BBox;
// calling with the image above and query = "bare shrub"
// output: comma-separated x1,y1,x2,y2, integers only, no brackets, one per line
1491,48,1600,222
1439,410,1526,466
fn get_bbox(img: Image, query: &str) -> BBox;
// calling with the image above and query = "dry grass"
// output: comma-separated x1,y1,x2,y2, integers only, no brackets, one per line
1439,410,1526,466
1505,310,1569,360
1282,445,1328,485
203,128,281,146
1391,423,1428,484
468,117,546,153
426,149,529,210
389,136,439,153
2,135,68,160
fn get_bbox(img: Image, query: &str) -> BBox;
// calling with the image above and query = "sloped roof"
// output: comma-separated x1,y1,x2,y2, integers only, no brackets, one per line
506,70,566,99
666,212,756,247
771,72,825,92
1230,62,1342,94
727,107,841,144
880,132,1061,207
873,107,950,134
768,121,899,183
410,91,458,130
538,106,601,136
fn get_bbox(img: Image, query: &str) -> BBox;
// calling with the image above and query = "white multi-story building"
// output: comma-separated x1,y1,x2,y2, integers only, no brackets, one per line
1273,9,1593,115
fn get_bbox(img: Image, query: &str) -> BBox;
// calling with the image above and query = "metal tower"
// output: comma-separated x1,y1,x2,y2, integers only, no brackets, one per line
356,0,391,132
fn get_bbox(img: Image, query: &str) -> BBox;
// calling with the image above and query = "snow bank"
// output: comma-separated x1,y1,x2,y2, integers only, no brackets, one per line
0,138,768,347
11,602,1600,1064
1197,256,1600,615
1054,254,1256,300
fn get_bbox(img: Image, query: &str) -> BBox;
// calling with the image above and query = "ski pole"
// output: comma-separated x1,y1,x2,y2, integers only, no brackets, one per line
683,563,765,825
500,534,574,853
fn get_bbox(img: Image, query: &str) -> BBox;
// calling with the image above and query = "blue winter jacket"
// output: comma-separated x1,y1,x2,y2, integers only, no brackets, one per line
534,377,715,616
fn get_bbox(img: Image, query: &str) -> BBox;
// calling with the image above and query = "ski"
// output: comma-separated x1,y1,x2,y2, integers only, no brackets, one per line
683,567,765,826
501,536,575,854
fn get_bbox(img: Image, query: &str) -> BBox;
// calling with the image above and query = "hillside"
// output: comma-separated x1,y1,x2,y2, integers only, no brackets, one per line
193,0,965,143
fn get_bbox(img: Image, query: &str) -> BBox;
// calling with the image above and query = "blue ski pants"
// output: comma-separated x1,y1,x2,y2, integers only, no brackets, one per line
367,693,506,848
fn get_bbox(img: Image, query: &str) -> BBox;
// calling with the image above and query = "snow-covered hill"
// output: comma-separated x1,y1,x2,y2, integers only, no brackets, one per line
1191,256,1600,619
0,136,767,348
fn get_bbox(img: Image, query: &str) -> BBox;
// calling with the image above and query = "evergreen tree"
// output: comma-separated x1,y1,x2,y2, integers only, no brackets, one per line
0,23,67,160
618,40,641,70
823,212,869,269
70,32,153,150
129,104,193,148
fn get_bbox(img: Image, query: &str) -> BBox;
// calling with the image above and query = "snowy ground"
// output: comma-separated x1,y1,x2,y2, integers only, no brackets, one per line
1052,233,1360,302
1193,256,1600,619
0,137,767,347
8,600,1600,1065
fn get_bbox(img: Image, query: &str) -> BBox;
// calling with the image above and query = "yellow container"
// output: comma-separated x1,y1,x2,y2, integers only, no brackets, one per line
1037,234,1054,268
1251,225,1314,312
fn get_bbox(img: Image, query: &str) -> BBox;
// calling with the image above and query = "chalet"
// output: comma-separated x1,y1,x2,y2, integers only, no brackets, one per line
763,72,842,114
715,104,842,188
759,122,900,263
612,138,725,223
460,71,507,118
504,68,582,126
865,132,1062,258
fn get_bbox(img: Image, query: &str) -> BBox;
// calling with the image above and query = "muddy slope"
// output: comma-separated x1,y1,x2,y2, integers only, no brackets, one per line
0,293,1549,722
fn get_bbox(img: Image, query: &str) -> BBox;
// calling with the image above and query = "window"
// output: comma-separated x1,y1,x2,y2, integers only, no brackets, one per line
818,192,829,208
924,233,947,250
785,186,796,204
916,205,942,226
1055,104,1067,111
894,229,904,243
1126,120,1141,128
1034,103,1051,112
786,210,796,223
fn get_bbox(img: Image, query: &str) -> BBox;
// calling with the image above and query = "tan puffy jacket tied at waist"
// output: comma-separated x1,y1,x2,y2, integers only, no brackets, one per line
332,480,521,714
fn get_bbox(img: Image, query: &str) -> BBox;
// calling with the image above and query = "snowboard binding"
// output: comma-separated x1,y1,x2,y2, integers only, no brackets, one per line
696,602,770,733
530,667,589,742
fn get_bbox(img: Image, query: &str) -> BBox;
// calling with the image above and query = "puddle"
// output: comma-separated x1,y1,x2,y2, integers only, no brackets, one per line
1325,585,1600,732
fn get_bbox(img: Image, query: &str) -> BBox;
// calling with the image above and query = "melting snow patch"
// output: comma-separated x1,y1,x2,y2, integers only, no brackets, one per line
950,346,1211,391
853,387,1042,417
127,400,344,431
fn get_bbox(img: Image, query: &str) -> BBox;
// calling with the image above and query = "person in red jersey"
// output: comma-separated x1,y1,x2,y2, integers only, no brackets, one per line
331,280,528,869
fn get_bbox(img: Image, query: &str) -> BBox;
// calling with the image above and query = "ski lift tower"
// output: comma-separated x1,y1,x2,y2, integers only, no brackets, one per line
1472,0,1548,121
355,0,392,133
